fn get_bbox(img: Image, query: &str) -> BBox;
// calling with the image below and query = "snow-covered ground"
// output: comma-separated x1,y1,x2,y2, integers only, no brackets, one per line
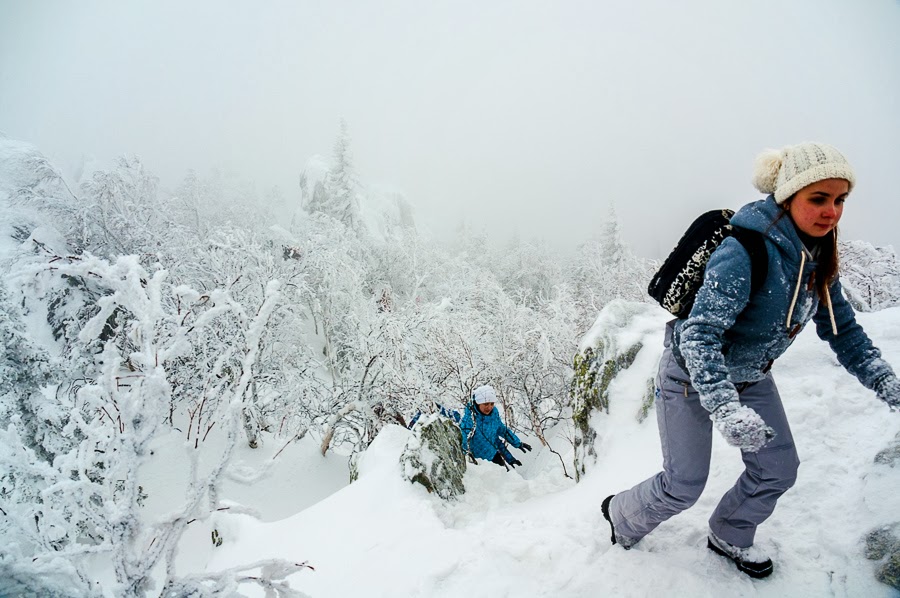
179,307,900,597
2,135,898,595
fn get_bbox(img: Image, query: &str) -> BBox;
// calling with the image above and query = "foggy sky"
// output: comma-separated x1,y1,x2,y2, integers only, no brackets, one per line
2,0,899,258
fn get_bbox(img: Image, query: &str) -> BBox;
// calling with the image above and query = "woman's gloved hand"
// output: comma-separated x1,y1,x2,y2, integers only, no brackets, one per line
711,402,775,453
874,375,900,409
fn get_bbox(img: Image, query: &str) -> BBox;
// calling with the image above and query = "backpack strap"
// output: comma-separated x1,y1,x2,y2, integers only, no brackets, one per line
730,227,768,295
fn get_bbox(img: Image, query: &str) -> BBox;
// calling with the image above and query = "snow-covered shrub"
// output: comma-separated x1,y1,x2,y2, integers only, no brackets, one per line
568,205,654,332
840,240,900,312
0,138,77,221
169,225,321,447
0,279,58,461
492,285,578,444
0,251,310,595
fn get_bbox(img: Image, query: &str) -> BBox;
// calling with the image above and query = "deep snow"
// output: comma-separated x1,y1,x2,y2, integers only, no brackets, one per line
168,306,900,597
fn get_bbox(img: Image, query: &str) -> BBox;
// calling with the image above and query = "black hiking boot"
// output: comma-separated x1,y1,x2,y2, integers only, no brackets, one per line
601,495,636,550
707,530,773,579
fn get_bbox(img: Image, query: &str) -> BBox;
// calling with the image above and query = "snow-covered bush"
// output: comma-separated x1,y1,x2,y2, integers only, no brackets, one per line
169,225,321,447
840,240,900,312
0,252,309,595
0,279,58,461
569,205,654,333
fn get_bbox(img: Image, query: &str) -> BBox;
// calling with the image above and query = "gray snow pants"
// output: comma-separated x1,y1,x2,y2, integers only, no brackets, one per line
609,324,800,548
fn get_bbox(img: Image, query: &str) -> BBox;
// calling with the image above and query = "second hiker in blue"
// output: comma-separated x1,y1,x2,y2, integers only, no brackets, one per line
459,385,531,468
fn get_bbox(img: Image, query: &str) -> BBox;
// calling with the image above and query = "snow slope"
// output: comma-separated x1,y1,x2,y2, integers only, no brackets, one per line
195,306,900,597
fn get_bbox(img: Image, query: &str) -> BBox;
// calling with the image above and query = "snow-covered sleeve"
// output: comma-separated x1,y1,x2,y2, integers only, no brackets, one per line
679,238,753,413
814,278,897,390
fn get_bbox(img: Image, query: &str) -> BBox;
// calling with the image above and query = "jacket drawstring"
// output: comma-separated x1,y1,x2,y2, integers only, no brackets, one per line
784,250,838,336
785,251,806,329
824,284,838,336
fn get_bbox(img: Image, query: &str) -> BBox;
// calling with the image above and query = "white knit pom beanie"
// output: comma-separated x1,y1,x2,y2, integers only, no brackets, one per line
473,385,497,404
752,142,855,204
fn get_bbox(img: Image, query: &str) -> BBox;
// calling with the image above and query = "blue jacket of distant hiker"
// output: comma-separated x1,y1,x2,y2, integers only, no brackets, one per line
459,401,522,462
673,194,897,413
407,404,462,429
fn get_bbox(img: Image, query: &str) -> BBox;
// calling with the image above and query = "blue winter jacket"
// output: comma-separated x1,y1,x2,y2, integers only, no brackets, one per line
674,195,896,413
407,404,462,429
459,402,522,462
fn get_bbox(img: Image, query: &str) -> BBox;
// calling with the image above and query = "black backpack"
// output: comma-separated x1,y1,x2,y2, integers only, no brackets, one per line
648,209,768,318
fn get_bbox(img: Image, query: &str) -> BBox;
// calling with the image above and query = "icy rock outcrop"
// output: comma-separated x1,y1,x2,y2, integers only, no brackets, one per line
864,433,900,591
864,523,900,591
874,432,900,467
571,300,659,481
399,414,466,499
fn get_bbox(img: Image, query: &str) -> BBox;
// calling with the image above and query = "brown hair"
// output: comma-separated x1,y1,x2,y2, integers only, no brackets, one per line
773,201,840,303
816,228,840,303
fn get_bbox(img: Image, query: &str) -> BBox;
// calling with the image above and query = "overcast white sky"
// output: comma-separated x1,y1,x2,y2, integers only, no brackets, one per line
2,0,899,257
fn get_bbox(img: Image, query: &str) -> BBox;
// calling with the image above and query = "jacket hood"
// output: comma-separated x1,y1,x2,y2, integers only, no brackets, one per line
729,195,806,266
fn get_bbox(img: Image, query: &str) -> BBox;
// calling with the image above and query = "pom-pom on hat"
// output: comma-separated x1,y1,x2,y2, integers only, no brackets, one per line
752,142,855,204
473,385,497,404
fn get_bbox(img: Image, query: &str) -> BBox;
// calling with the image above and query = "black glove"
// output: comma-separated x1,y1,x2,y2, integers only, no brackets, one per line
491,452,506,466
518,442,532,453
508,458,523,467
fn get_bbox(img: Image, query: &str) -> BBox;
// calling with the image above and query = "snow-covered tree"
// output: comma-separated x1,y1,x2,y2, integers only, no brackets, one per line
496,237,564,307
170,168,273,246
0,252,310,596
496,285,579,445
171,168,215,241
840,240,900,312
76,155,180,259
305,121,362,231
2,138,77,218
570,204,652,332
0,279,58,463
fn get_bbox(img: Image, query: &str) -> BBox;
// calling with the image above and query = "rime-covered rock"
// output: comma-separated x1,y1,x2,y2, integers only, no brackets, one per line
399,414,466,500
874,432,900,467
865,525,899,561
878,552,900,590
863,435,900,591
571,300,665,481
865,435,900,590
864,524,900,591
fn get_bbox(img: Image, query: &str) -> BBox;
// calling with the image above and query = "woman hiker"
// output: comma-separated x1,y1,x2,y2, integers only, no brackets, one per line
460,385,531,468
602,142,900,578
